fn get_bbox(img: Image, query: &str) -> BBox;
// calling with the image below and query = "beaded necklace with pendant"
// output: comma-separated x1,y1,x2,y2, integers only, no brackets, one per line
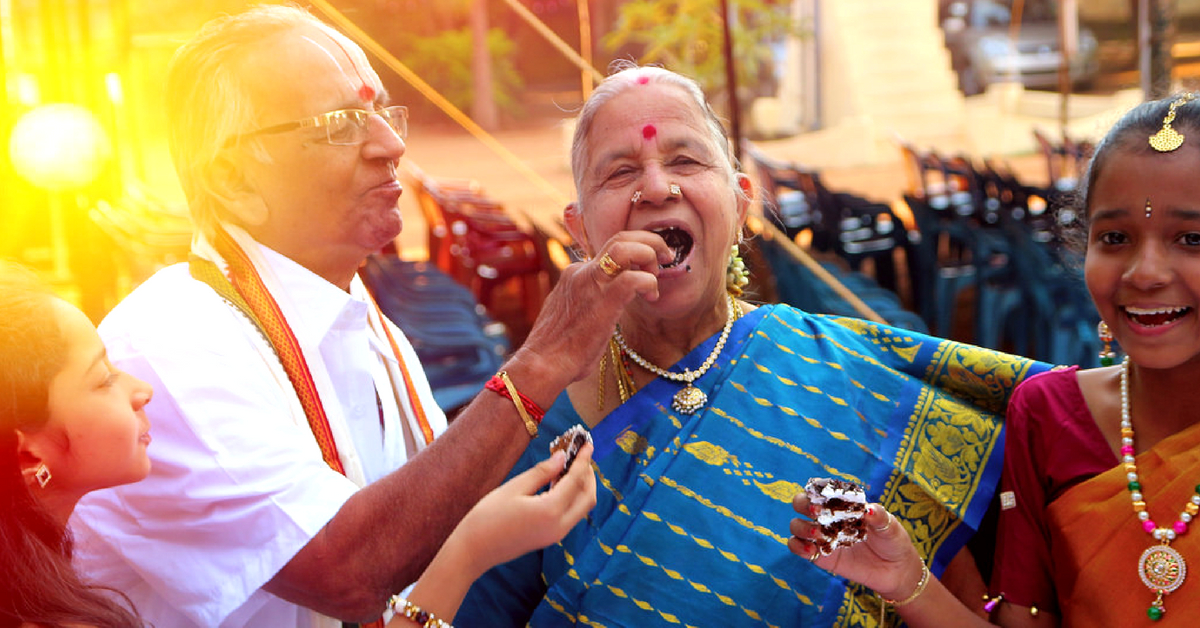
1120,356,1198,621
612,294,735,415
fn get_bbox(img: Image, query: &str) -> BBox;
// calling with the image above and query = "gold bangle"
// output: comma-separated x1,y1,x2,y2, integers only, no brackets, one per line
391,596,454,628
497,371,538,438
882,558,930,607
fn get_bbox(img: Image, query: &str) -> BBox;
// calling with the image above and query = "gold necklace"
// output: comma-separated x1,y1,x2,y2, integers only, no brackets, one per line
1120,357,1195,621
597,337,637,410
611,294,735,415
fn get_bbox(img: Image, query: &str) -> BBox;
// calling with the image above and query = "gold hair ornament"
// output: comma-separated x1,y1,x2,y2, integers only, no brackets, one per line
1149,93,1199,152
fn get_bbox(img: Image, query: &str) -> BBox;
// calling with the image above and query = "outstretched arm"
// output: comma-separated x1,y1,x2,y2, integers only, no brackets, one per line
266,236,671,622
789,494,1023,628
388,443,596,627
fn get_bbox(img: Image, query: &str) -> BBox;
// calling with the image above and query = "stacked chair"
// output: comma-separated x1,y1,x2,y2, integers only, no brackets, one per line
746,143,910,296
1032,127,1094,196
411,173,549,340
897,137,1100,366
746,143,926,333
755,233,927,332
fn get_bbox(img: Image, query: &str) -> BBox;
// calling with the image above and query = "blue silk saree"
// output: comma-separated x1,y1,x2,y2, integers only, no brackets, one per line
458,304,1048,627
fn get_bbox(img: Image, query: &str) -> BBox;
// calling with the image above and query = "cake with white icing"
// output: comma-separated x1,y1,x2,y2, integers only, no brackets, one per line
549,424,592,476
805,477,868,555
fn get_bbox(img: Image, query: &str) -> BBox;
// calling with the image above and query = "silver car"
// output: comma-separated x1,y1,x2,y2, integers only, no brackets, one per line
942,0,1101,95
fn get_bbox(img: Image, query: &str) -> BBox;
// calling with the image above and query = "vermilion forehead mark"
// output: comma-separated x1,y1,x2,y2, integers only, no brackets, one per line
642,124,657,140
306,31,376,104
637,75,649,85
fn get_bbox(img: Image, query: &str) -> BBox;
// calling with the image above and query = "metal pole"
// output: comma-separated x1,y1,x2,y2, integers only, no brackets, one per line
577,0,593,101
470,0,498,131
1139,0,1151,97
720,0,742,164
1058,0,1077,141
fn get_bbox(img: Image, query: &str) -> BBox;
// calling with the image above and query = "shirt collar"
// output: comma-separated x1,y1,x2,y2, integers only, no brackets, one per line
255,243,370,344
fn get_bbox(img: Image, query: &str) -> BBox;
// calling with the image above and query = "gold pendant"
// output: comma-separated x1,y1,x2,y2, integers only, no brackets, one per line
1139,543,1186,621
1149,127,1186,152
672,383,707,414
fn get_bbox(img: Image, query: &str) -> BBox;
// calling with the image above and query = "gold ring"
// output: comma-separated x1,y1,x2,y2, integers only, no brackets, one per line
809,547,820,562
598,253,622,278
874,513,894,533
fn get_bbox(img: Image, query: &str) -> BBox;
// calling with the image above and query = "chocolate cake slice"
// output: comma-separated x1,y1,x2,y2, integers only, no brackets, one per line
549,424,592,476
805,477,868,556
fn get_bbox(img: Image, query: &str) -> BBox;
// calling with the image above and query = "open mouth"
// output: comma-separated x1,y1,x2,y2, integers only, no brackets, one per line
1123,306,1192,327
652,227,694,269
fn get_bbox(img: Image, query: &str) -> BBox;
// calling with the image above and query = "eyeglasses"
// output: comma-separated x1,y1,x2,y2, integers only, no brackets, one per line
238,105,408,146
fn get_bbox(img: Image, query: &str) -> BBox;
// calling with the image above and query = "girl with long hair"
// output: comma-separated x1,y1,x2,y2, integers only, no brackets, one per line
1,261,152,627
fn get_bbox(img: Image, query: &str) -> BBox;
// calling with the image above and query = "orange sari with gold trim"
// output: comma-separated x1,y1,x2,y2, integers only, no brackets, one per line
1047,421,1200,627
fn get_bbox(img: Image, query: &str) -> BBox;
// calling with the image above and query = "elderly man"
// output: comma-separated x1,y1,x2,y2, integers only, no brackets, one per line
70,6,666,628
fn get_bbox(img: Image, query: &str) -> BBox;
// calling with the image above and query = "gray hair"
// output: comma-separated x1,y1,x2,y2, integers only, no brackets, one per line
165,3,334,234
569,62,744,211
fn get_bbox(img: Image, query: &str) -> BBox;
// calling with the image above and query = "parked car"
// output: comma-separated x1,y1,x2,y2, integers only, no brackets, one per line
941,0,1100,96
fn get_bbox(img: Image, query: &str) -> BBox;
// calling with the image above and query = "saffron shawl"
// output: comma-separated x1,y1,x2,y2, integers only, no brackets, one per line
458,304,1046,627
191,224,444,628
1047,420,1200,627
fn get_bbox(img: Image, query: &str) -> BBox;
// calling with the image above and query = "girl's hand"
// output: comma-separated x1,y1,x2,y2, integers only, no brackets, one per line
788,493,926,602
451,443,597,576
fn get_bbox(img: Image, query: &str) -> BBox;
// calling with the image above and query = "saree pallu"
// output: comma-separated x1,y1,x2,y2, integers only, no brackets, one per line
1048,421,1200,627
458,304,1046,627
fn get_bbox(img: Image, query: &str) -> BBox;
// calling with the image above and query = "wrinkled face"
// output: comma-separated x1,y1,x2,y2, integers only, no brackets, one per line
31,299,153,495
239,24,405,270
1085,145,1200,370
571,82,747,312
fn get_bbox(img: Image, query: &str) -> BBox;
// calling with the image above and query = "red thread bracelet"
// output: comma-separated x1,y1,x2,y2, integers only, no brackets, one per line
486,371,545,437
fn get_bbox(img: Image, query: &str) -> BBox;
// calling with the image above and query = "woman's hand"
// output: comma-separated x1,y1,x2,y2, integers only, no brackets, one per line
788,493,926,602
450,442,598,577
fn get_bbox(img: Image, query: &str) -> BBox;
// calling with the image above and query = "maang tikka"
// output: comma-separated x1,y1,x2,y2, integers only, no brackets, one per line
1149,93,1199,152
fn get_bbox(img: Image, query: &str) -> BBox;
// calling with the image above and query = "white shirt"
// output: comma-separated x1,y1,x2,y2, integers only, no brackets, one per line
71,246,447,627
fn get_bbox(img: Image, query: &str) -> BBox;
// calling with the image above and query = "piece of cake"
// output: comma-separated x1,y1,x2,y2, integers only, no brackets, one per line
805,477,868,555
549,424,592,475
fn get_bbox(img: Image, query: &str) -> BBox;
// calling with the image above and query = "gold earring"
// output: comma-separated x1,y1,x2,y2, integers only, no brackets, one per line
1098,321,1116,367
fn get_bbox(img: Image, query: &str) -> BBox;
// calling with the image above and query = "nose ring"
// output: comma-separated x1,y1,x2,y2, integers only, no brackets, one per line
630,190,642,204
668,183,681,198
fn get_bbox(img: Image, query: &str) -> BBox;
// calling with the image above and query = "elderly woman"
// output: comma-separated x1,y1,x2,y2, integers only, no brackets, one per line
457,64,1048,627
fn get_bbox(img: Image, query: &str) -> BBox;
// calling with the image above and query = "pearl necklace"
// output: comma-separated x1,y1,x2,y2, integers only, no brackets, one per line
1120,356,1198,621
612,294,735,414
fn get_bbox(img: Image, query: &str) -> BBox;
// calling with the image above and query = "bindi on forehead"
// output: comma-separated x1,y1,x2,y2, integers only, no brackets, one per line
642,124,656,140
637,75,650,85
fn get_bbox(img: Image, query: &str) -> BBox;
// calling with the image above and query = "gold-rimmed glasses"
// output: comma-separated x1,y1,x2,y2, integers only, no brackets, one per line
234,105,408,146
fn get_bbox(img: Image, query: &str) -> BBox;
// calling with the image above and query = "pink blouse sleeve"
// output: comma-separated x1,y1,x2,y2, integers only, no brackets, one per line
992,371,1060,612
